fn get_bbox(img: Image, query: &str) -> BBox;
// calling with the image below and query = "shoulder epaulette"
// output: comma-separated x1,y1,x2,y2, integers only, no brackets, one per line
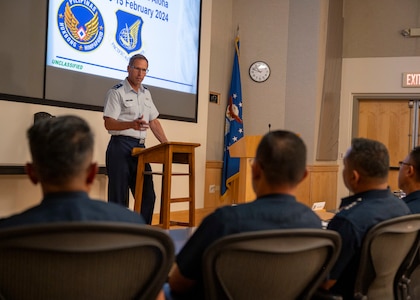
112,83,123,90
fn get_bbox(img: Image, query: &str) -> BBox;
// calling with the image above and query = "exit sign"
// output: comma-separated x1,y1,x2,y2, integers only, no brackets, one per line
403,73,420,87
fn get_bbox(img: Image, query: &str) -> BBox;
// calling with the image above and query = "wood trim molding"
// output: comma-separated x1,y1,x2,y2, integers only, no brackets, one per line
204,161,339,210
0,165,108,175
206,161,223,169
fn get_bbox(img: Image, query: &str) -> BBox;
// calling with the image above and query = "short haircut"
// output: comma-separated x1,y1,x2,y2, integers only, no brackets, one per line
409,146,420,181
129,54,148,66
27,115,94,185
255,130,307,186
346,137,389,179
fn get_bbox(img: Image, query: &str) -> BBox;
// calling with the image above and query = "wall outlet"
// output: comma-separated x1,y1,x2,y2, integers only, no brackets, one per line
209,184,216,193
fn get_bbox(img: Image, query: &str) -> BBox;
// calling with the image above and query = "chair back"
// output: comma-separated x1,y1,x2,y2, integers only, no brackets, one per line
396,240,420,300
202,228,341,300
0,222,174,300
394,214,420,300
353,214,420,300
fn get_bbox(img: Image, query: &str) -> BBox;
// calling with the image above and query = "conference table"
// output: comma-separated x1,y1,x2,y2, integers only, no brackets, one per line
316,210,336,228
167,227,197,254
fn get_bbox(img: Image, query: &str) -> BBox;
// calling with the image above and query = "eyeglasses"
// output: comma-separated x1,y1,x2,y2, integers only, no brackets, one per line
399,161,413,167
130,66,149,74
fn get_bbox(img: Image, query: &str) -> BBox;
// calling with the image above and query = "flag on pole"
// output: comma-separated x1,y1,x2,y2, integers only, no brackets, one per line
221,36,244,198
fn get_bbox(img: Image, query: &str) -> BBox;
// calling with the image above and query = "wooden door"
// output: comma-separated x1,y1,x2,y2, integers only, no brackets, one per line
356,99,417,191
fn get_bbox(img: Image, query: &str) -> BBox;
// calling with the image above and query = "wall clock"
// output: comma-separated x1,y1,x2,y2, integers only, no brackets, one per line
249,61,270,82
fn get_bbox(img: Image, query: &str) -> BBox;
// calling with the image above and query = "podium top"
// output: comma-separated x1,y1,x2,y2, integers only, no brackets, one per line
132,141,200,157
229,136,262,158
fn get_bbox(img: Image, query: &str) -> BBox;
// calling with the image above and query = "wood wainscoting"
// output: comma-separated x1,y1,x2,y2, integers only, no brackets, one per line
204,161,339,212
294,165,339,211
152,162,339,227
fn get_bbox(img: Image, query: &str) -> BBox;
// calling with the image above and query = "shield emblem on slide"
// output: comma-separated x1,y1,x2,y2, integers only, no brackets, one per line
115,10,143,54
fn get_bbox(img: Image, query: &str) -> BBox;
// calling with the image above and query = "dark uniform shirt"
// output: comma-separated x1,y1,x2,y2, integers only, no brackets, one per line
403,190,420,213
327,189,410,299
0,191,145,228
175,194,322,297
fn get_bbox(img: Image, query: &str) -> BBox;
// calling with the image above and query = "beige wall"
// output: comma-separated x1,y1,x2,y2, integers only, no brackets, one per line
206,0,331,199
206,0,233,160
338,57,420,199
206,0,420,207
337,0,420,201
207,0,329,164
343,0,420,58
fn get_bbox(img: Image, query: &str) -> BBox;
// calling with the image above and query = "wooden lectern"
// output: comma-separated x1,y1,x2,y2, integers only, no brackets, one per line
132,142,200,229
229,135,262,203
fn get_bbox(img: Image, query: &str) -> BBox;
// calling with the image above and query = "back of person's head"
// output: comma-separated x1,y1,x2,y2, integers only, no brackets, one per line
27,115,94,185
346,138,389,180
409,146,420,182
255,130,306,186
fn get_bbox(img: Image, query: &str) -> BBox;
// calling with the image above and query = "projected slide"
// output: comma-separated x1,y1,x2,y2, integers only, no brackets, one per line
46,0,200,94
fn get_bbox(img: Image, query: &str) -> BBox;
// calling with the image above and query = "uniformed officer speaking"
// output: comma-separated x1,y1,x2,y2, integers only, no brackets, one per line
103,54,168,224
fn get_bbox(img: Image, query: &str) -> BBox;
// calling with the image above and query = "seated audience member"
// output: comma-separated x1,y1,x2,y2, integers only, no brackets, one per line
398,146,420,213
323,138,410,299
0,115,146,228
168,130,323,299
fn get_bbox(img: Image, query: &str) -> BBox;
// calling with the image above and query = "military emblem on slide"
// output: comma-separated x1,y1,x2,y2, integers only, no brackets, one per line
57,0,104,52
115,10,143,54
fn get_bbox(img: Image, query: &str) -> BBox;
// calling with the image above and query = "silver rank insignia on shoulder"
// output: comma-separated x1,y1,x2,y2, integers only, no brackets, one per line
341,197,363,211
112,83,123,90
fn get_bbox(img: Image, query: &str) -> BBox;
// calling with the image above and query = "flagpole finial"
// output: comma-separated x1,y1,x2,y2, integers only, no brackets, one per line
236,25,240,36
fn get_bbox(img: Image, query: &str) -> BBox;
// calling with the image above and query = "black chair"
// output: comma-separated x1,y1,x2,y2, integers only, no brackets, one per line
352,214,420,300
202,228,341,300
395,214,420,300
396,240,420,300
0,222,174,300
